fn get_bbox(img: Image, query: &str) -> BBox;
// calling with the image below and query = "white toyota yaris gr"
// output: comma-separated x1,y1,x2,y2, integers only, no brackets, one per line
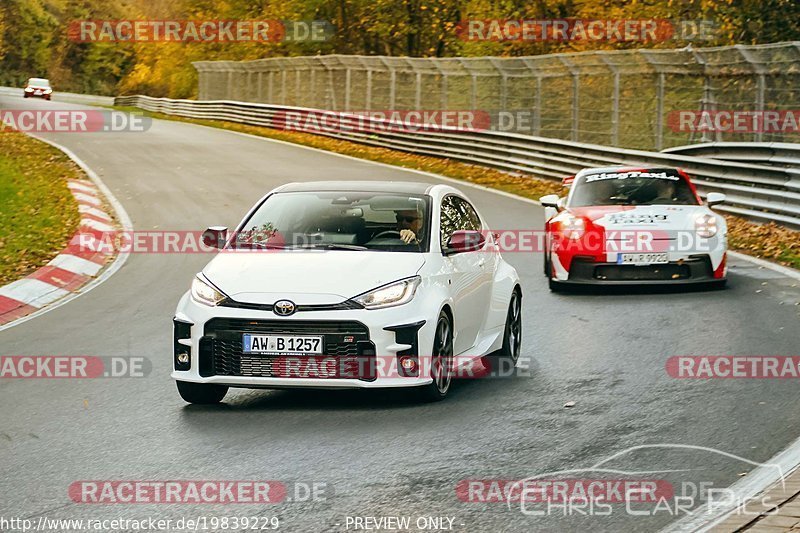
173,181,522,404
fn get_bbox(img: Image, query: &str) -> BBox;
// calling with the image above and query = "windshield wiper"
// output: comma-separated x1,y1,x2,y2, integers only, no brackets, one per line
232,242,287,249
290,243,369,251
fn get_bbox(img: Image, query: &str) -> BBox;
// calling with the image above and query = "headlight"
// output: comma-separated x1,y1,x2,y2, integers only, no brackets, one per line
560,215,585,240
44,88,52,94
24,88,33,92
695,214,718,238
191,275,226,306
353,276,420,309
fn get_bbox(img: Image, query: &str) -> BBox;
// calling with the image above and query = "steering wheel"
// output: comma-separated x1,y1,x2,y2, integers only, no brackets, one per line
372,230,404,240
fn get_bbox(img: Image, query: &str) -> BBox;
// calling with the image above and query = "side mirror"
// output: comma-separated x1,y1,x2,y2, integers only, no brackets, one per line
706,192,726,207
540,194,560,208
202,226,228,249
445,230,485,254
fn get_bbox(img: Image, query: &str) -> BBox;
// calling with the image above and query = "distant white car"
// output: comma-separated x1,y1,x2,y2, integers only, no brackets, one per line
23,78,52,100
173,181,522,404
540,167,728,290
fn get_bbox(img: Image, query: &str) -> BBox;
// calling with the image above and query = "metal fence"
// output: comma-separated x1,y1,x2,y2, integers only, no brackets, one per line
193,42,800,152
114,95,800,228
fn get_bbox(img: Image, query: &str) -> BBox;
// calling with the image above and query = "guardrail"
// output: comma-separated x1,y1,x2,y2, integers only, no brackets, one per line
107,95,799,229
0,87,115,106
664,142,800,169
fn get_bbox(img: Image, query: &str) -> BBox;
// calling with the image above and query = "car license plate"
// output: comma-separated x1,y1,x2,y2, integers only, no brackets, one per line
242,334,323,355
618,253,669,265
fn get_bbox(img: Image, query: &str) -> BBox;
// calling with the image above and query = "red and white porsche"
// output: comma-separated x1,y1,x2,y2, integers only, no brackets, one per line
540,167,728,290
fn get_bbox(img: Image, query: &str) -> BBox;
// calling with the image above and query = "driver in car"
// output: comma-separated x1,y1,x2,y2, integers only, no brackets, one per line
395,209,423,244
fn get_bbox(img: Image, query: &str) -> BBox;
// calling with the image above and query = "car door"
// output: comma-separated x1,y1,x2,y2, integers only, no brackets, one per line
440,195,494,355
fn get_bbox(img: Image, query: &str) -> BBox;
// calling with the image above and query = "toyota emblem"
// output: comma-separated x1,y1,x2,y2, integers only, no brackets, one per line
273,300,296,316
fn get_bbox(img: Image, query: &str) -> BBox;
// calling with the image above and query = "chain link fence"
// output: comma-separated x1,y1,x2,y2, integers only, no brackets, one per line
193,42,800,151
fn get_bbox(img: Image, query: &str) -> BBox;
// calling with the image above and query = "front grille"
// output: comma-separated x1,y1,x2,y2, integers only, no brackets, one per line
218,299,363,312
201,319,374,380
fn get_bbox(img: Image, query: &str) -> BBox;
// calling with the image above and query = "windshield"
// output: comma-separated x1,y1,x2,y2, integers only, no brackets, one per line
568,169,700,207
235,191,431,252
27,78,50,87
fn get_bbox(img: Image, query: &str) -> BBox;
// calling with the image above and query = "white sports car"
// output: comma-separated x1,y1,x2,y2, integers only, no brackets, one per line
173,181,522,403
540,167,728,290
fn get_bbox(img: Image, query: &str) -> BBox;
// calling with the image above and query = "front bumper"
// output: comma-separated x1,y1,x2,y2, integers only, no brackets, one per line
172,293,437,389
560,255,723,285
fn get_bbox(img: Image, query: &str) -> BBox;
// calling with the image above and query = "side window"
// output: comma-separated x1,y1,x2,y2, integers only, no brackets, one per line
440,195,482,249
440,196,458,249
455,197,482,232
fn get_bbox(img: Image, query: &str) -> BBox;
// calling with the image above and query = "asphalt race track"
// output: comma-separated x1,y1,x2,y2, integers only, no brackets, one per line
1,95,799,532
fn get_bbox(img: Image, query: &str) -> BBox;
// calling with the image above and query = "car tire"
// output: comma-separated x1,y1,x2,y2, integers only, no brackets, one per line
416,311,454,402
176,380,228,404
548,277,564,293
543,250,551,277
485,289,522,375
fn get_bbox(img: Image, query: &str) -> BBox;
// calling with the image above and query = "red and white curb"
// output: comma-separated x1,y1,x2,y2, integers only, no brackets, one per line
0,180,117,325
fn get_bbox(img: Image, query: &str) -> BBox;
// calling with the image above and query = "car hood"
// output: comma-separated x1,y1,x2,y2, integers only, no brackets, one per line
202,251,426,305
568,205,710,231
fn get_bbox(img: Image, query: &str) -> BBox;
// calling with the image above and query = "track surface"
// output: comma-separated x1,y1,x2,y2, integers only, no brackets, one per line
1,96,799,532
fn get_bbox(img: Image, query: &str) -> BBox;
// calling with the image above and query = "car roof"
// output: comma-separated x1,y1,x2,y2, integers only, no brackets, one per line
274,181,435,195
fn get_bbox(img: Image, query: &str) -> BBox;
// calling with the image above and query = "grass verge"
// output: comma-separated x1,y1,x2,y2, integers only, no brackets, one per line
115,105,800,270
0,131,82,285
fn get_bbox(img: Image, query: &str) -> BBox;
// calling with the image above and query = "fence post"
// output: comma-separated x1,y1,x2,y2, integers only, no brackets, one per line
655,72,665,150
366,70,373,111
345,68,351,111
558,56,580,142
534,77,542,136
309,68,315,108
470,75,477,110
281,70,287,105
389,68,397,109
755,74,766,142
268,71,274,103
415,72,422,110
599,55,619,146
295,70,302,106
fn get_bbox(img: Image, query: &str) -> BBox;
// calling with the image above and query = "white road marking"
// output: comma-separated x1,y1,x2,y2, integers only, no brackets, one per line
67,181,97,194
80,218,114,232
47,254,103,276
77,204,111,220
0,279,70,308
73,192,101,206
